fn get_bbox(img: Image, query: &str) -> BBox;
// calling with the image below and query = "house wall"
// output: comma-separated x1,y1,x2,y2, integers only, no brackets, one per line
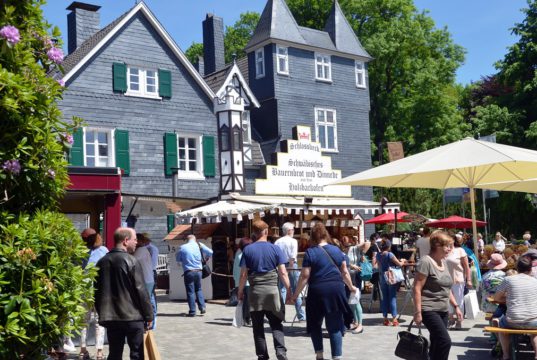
59,13,219,243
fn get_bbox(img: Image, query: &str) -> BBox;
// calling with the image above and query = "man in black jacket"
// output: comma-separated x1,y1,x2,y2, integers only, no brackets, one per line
95,227,153,360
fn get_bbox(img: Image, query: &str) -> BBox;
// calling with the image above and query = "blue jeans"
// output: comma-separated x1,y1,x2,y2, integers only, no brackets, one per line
145,282,157,329
310,311,343,358
280,263,305,320
379,278,398,318
184,270,205,315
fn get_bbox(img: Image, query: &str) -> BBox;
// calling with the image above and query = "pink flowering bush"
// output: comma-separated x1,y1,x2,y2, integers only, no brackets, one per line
0,25,19,45
0,1,91,358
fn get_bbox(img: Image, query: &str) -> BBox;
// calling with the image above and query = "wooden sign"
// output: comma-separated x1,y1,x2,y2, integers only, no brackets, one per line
387,142,404,162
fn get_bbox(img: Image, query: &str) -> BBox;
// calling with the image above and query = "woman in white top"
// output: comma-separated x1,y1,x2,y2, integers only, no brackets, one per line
493,232,506,253
446,234,472,329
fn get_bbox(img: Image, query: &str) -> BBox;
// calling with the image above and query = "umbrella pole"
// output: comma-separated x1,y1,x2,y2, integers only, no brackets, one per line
469,187,479,257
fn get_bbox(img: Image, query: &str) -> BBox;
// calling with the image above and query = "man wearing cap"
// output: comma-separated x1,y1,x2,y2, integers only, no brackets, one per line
274,222,305,321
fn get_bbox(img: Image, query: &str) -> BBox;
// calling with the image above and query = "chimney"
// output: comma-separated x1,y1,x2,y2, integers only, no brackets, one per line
67,2,101,54
195,56,205,77
203,13,225,74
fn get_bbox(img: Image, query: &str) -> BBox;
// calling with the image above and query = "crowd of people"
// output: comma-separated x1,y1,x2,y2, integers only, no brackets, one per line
62,221,537,360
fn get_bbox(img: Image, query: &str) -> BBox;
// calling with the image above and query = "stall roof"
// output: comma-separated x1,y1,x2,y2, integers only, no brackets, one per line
164,224,220,241
175,199,280,224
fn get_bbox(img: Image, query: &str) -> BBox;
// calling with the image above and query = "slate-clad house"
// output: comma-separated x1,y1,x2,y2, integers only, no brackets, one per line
203,0,374,203
58,1,221,245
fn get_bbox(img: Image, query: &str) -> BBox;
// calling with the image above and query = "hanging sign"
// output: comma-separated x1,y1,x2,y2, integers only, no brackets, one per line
256,126,352,197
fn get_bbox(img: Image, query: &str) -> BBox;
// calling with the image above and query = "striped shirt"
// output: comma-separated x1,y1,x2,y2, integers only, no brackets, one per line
496,273,537,322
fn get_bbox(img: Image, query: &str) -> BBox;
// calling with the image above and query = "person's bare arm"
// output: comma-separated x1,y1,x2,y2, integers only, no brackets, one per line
340,261,357,292
238,267,248,301
291,267,310,303
461,252,472,288
413,272,426,325
450,291,463,321
277,264,292,303
493,289,507,304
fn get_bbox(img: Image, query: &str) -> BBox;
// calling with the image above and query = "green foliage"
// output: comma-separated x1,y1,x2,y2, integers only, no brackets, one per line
185,12,260,66
0,211,96,359
0,0,93,356
0,0,80,215
184,42,203,65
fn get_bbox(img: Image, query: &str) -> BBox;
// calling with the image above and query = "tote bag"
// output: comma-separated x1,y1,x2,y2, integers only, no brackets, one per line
359,256,373,281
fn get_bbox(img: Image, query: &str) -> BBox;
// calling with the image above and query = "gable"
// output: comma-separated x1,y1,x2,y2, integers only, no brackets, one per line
61,2,214,100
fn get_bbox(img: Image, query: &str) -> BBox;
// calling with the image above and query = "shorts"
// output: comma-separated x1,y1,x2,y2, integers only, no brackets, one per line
499,315,537,330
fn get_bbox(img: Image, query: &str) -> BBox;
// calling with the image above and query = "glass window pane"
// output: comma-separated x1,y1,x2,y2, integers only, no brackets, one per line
130,82,139,91
188,138,196,148
98,145,108,156
233,130,241,150
146,70,155,78
188,149,196,159
97,132,107,144
317,64,322,77
178,138,185,148
325,65,330,79
85,131,94,143
179,149,185,159
189,161,197,171
221,130,229,151
317,110,325,122
147,85,156,93
279,58,286,72
86,157,95,167
97,157,108,167
326,111,334,123
319,127,326,148
131,68,139,75
327,127,335,149
179,160,185,171
86,144,94,156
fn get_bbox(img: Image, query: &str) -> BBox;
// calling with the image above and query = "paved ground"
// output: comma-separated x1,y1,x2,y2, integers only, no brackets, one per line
66,290,537,359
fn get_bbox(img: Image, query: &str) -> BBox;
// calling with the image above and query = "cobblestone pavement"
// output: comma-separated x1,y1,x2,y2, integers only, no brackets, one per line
66,291,537,359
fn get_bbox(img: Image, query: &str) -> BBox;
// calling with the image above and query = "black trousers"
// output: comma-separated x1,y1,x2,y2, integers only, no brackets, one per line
250,310,287,360
422,311,451,360
105,321,145,360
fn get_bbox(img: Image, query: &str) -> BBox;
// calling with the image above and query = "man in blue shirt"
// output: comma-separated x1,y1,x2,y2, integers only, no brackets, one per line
176,234,213,316
238,220,291,360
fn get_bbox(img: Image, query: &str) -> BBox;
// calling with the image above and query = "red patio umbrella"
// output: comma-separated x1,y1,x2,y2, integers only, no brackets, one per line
365,211,411,224
426,215,487,229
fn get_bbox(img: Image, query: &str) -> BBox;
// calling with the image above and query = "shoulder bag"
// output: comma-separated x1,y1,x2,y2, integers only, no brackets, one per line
359,255,373,281
198,244,212,279
394,320,429,360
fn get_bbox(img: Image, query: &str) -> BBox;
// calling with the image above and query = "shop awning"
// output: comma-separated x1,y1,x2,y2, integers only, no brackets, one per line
175,199,280,224
175,193,399,224
229,193,399,215
122,194,206,217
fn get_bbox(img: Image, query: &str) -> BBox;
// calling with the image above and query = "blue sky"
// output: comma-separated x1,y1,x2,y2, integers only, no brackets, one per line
42,0,527,84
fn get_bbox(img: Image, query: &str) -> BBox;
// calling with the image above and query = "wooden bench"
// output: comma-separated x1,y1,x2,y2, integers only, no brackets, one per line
484,326,537,360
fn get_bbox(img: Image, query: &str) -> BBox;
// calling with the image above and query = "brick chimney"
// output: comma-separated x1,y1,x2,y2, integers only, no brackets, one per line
67,2,101,54
203,13,225,75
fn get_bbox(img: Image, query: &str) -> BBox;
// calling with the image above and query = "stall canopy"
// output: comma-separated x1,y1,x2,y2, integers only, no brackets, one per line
365,211,411,224
175,193,400,224
164,223,220,241
426,215,487,229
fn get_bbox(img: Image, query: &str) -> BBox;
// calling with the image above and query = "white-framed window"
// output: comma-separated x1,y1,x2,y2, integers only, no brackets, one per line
84,128,115,167
242,111,252,144
315,53,331,81
355,61,366,88
177,134,204,179
126,67,159,98
276,46,289,75
315,108,338,151
255,48,265,79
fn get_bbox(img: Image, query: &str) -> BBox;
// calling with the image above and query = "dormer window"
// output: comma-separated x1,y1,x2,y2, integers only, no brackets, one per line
126,67,160,98
255,48,265,79
276,46,289,75
315,53,331,81
355,61,366,88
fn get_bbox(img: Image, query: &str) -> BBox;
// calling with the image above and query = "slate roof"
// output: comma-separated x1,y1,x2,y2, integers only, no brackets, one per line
245,0,306,51
245,0,370,60
324,0,370,59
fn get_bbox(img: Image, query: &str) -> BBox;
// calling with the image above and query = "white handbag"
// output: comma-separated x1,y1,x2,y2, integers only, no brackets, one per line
464,289,480,320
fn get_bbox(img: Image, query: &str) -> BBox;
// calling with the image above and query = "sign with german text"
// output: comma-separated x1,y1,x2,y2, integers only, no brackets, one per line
256,126,352,197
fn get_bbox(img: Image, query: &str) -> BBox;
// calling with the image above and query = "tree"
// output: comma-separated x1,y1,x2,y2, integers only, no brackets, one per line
0,1,94,357
185,12,260,65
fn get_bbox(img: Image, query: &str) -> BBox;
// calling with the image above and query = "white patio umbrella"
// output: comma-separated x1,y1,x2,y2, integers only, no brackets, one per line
331,137,537,255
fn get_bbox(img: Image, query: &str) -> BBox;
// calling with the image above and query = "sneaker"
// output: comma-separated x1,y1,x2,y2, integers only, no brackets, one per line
455,321,462,329
383,319,391,326
187,313,196,317
200,308,206,315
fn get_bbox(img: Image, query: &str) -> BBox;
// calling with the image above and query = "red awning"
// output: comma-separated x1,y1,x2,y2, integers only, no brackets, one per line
365,211,411,224
426,215,487,229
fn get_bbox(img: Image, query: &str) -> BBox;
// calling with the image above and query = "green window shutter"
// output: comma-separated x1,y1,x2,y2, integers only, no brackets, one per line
113,62,127,92
203,135,216,177
167,213,175,233
158,69,172,98
164,132,178,176
69,128,84,166
115,129,130,175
